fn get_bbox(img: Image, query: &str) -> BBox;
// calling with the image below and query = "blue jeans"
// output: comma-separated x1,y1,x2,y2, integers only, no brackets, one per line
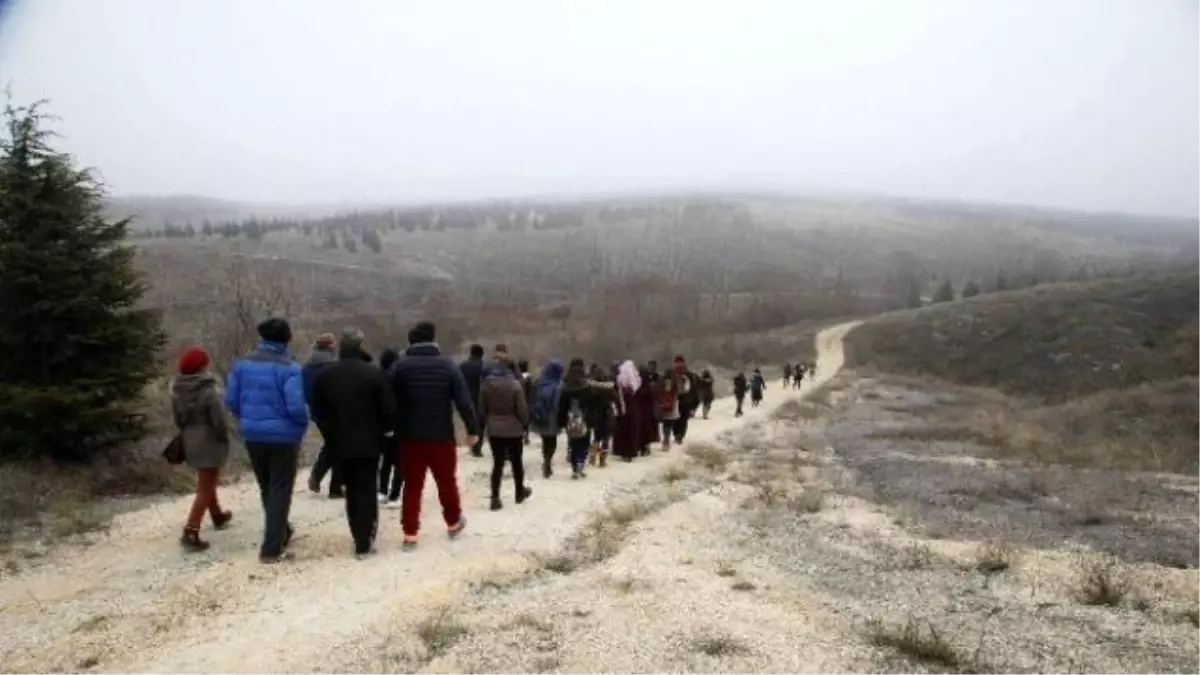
568,436,591,470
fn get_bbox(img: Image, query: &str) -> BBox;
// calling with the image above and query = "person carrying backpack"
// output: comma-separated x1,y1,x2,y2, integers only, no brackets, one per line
749,368,766,407
732,372,748,418
530,360,565,478
558,358,593,479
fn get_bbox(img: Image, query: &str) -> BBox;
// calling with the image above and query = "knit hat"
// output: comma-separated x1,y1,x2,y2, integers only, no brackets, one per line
314,333,336,349
178,346,210,375
257,317,292,345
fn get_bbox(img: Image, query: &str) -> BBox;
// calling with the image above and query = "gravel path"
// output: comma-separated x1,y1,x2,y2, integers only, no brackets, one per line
0,323,860,673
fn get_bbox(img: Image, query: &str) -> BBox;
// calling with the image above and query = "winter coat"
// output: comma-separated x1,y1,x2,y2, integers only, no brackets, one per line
635,380,660,443
479,369,529,439
530,362,565,437
391,343,478,442
587,381,617,432
224,341,308,445
657,370,683,421
171,374,231,470
750,373,766,394
732,374,748,397
311,349,398,460
612,387,642,458
302,347,337,411
697,373,715,403
458,356,485,408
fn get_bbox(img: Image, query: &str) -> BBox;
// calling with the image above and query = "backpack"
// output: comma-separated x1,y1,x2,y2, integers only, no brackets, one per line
566,399,588,438
531,382,558,427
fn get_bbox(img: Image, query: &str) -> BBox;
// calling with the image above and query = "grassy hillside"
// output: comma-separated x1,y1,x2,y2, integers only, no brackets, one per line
846,274,1199,474
845,273,1198,401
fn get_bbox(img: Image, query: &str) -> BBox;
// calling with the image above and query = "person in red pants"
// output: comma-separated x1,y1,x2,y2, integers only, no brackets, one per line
389,322,479,549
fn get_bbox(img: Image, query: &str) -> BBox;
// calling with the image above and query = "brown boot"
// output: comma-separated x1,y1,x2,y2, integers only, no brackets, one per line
588,445,599,467
598,450,609,468
180,527,210,553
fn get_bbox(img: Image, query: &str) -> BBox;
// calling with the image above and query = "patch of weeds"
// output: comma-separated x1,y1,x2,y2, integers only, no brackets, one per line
900,542,937,570
77,655,100,670
662,465,689,484
416,606,468,658
973,540,1017,575
1071,501,1115,527
788,488,825,514
610,576,638,593
772,400,823,422
691,631,750,657
74,614,110,633
731,580,757,592
47,500,111,539
1076,555,1131,607
716,560,737,577
542,554,579,575
866,617,972,671
685,443,729,472
1181,608,1199,627
530,655,561,673
570,608,592,618
511,613,553,633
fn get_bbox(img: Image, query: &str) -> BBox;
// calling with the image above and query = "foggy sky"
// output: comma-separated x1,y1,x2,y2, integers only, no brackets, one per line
1,0,1196,217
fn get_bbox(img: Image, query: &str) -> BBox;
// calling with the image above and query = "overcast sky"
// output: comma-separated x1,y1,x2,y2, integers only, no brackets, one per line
1,0,1196,217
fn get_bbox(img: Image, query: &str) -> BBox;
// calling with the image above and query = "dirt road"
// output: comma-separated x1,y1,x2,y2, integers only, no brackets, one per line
0,323,860,673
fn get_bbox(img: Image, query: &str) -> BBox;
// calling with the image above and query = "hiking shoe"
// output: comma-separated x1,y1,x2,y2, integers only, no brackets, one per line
516,486,532,504
490,497,503,511
307,477,321,494
383,498,401,509
448,518,467,539
180,528,210,553
377,493,389,505
328,489,345,500
212,510,233,530
542,461,552,479
354,545,377,560
259,551,293,565
402,536,419,551
282,524,295,550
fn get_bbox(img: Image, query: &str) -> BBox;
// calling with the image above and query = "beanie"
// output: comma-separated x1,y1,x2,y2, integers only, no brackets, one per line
178,346,210,375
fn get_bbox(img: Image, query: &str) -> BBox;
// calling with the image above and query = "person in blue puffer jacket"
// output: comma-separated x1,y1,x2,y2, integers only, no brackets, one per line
224,317,308,564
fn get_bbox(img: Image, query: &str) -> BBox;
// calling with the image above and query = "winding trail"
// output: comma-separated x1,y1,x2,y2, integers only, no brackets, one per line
0,321,860,673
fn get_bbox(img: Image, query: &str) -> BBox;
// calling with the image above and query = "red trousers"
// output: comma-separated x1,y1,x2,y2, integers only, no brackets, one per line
401,439,462,537
186,468,222,529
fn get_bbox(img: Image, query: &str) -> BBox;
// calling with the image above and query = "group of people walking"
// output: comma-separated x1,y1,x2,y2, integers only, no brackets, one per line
782,361,815,390
168,317,775,562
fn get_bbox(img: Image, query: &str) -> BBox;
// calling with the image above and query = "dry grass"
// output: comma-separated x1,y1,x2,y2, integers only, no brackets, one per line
716,560,738,577
543,495,670,574
662,465,689,484
866,617,990,673
1076,555,1132,607
788,488,825,514
899,542,938,570
690,631,751,657
973,540,1017,575
771,399,824,422
416,606,468,658
730,579,757,592
685,443,730,472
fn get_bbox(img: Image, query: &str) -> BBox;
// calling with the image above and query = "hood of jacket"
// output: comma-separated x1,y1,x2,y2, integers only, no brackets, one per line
484,362,514,380
172,373,218,405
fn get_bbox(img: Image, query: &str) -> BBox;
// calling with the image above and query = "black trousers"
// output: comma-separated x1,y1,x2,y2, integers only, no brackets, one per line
734,393,746,416
378,442,402,501
339,456,379,554
246,442,299,558
541,435,557,464
309,444,344,494
488,436,525,499
470,408,485,456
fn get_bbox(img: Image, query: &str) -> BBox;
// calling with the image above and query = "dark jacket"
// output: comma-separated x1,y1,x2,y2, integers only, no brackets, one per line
225,341,308,445
732,373,748,397
458,356,484,407
311,348,398,459
587,381,617,432
302,347,337,409
172,373,231,470
698,372,715,403
478,367,529,439
392,343,479,441
557,376,594,434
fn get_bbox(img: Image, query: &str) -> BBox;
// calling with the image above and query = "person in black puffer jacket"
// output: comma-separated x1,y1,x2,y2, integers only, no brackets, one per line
305,334,343,498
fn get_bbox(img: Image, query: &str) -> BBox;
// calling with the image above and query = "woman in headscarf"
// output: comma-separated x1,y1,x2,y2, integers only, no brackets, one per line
611,360,643,462
530,360,565,478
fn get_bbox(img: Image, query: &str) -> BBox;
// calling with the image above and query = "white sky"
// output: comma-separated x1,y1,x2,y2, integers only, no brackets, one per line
1,0,1196,217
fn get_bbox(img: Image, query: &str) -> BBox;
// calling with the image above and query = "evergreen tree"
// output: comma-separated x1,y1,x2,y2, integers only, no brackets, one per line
933,279,955,302
961,280,981,298
361,229,382,253
995,269,1009,291
0,102,165,460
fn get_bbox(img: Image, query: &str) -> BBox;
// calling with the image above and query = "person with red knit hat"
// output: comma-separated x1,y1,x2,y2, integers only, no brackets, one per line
171,345,233,552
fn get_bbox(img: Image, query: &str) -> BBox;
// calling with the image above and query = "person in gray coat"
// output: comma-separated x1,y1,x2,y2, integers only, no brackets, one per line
172,346,233,552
